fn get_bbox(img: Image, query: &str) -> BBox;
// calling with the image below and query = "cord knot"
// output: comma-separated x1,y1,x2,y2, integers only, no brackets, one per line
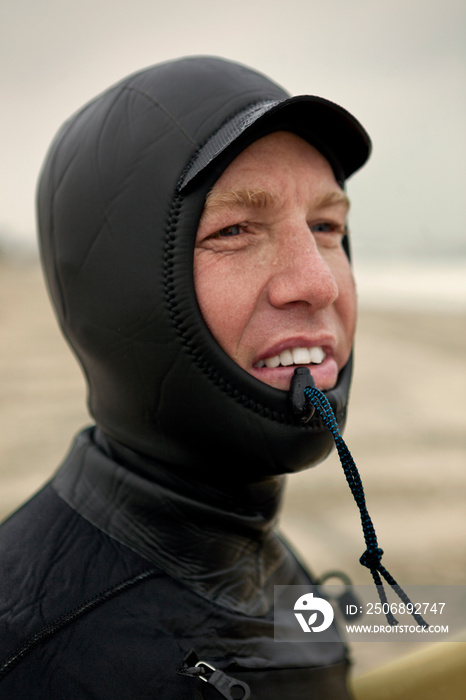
359,547,384,570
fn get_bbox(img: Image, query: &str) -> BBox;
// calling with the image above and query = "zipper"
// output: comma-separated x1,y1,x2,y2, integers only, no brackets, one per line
178,650,250,699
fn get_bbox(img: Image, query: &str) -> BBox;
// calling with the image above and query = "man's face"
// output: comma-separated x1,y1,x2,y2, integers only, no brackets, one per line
194,131,356,392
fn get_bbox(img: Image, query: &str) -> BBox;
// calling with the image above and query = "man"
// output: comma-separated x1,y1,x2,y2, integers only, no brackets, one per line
0,56,370,698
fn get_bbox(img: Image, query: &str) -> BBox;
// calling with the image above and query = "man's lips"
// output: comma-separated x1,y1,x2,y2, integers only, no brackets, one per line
253,345,325,369
249,343,339,391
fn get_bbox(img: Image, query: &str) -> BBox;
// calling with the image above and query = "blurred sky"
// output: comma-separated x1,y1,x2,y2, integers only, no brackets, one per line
1,0,465,264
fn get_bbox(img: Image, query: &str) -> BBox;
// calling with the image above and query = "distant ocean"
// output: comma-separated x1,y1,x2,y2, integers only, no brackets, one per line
354,258,466,312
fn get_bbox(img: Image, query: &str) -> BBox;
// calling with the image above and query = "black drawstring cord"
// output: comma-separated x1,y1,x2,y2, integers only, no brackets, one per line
291,368,428,628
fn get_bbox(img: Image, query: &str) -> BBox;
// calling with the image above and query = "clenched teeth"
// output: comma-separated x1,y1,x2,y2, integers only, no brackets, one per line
254,346,325,369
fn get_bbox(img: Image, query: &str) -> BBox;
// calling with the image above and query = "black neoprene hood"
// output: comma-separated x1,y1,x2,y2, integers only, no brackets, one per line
37,56,371,479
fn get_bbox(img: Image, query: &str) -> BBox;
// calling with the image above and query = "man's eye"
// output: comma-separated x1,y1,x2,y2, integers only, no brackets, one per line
217,224,242,237
311,222,337,233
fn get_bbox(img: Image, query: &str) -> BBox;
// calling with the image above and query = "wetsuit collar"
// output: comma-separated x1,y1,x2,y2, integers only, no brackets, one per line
52,427,310,615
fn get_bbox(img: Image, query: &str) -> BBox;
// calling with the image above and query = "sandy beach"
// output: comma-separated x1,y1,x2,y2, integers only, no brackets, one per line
1,258,465,677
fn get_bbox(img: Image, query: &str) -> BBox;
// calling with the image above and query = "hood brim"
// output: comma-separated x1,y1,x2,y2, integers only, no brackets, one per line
179,95,371,193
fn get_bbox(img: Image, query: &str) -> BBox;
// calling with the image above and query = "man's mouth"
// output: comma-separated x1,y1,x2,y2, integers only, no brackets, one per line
253,346,325,369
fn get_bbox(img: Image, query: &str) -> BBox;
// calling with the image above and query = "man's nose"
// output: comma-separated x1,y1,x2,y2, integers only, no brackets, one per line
266,225,339,310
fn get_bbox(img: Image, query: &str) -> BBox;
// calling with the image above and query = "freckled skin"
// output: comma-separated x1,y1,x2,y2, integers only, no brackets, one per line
194,131,357,391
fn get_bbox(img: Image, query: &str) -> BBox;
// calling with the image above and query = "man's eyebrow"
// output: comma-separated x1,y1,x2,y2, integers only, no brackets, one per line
203,187,350,214
313,190,351,211
203,188,281,213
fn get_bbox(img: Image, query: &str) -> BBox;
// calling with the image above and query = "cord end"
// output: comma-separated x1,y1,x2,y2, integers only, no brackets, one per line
289,367,316,423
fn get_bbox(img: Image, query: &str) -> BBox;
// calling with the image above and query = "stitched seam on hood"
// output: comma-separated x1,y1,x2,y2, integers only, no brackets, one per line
122,85,199,147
